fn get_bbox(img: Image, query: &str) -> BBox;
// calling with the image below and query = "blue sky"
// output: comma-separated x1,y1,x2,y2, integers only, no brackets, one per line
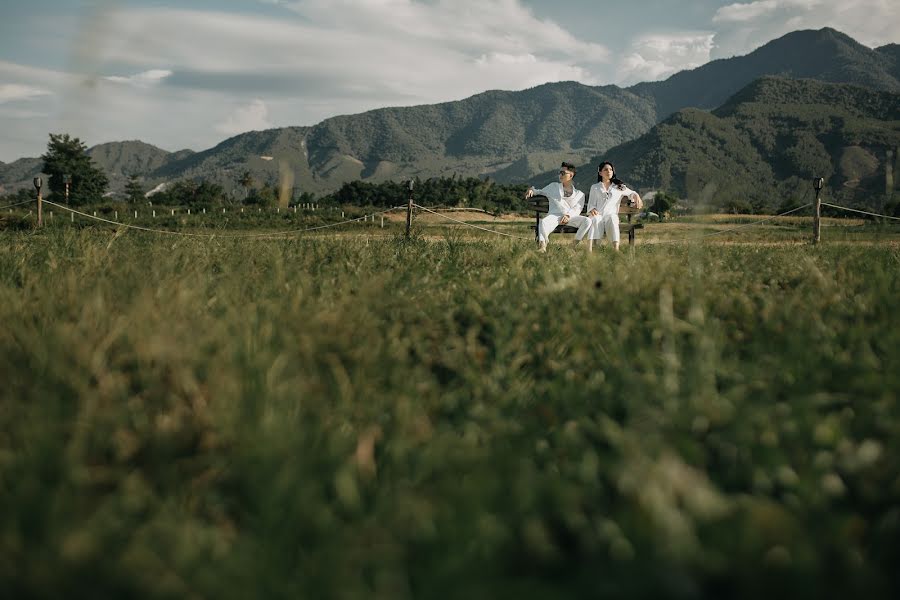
1,0,897,162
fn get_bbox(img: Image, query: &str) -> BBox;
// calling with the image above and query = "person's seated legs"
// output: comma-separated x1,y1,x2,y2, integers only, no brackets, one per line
538,213,562,251
569,215,592,247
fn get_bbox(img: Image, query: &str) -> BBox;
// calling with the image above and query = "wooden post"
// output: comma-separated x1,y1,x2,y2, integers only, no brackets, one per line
381,216,384,228
405,179,414,239
33,177,43,227
813,177,823,244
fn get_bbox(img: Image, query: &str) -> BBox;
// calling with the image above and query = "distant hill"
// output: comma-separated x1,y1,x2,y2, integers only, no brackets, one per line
146,82,658,195
630,28,900,120
0,158,44,195
575,77,900,212
88,140,194,177
2,27,898,200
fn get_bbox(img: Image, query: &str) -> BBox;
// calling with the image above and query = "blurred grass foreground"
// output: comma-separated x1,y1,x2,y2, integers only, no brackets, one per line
1,228,899,599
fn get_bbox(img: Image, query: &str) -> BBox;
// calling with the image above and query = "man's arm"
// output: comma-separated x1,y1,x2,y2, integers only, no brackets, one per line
525,183,551,199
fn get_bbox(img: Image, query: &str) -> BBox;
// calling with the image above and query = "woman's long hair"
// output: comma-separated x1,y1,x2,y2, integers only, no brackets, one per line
597,161,626,189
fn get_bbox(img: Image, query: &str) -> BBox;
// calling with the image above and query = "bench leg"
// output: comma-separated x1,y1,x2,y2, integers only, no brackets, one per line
628,227,636,246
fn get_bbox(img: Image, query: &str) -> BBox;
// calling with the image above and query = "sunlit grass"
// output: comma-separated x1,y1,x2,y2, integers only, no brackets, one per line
1,227,899,598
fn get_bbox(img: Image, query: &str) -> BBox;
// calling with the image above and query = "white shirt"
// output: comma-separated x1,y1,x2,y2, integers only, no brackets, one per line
532,183,585,217
587,181,636,218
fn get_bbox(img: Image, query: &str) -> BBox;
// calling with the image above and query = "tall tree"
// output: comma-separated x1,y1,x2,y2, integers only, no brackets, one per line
40,133,109,205
239,170,255,199
124,174,145,203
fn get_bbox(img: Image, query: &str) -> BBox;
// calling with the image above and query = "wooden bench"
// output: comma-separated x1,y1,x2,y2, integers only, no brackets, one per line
526,195,644,246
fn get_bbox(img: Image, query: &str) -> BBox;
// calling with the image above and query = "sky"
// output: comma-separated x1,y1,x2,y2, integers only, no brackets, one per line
0,0,897,162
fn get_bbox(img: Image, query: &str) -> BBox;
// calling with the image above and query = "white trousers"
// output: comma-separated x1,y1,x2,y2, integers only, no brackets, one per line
589,214,620,243
538,214,593,244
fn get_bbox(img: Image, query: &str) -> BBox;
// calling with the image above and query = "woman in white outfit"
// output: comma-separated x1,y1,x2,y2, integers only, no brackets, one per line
586,161,642,251
524,162,591,252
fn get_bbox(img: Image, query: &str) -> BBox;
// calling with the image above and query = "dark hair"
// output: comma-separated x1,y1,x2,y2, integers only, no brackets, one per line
597,161,625,189
560,161,576,174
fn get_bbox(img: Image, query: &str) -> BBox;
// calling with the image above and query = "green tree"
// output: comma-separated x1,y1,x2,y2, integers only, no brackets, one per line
40,133,109,205
245,183,276,207
124,175,145,203
650,191,674,221
156,180,224,208
239,170,255,199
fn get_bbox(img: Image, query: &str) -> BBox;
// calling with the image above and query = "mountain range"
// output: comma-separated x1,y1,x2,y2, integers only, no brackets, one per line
571,76,900,211
1,27,898,204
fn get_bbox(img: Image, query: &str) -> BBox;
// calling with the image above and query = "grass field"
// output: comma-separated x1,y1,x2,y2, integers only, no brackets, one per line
2,219,899,598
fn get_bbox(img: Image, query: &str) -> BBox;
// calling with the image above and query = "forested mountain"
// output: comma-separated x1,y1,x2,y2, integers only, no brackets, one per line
629,28,900,120
572,77,900,212
2,27,898,202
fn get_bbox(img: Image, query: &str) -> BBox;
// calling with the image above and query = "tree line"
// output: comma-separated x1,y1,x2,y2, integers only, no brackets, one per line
6,132,897,217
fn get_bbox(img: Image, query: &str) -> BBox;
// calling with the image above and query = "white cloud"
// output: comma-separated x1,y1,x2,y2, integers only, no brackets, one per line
104,69,172,87
711,0,897,58
0,84,51,104
216,99,273,135
617,33,715,84
713,1,778,23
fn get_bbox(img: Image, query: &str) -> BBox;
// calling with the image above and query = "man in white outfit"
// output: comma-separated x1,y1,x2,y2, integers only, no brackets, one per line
586,161,642,251
524,162,591,252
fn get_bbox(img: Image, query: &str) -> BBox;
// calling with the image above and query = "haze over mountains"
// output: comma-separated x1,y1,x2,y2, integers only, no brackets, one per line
1,27,898,204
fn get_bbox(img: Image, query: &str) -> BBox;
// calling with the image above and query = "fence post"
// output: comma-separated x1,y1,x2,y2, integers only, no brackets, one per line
405,179,414,239
813,177,823,244
33,177,43,227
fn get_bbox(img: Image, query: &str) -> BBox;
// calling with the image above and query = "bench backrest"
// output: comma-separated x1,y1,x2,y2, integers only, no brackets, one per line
526,194,640,216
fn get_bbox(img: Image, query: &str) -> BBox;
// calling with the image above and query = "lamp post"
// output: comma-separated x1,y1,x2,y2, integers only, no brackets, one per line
63,173,71,204
812,177,824,244
33,177,43,227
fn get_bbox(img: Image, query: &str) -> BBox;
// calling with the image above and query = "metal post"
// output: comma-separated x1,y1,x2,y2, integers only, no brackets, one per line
405,179,414,240
33,177,42,227
813,177,824,244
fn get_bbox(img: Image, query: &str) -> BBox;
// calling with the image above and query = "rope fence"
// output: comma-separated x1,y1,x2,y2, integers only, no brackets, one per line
1,199,37,210
642,203,813,245
40,198,407,238
7,196,899,246
822,202,900,222
412,203,531,240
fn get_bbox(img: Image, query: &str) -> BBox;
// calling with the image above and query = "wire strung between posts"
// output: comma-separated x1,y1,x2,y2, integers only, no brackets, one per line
41,199,406,238
643,203,813,245
0,199,37,210
412,203,531,240
821,202,900,222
